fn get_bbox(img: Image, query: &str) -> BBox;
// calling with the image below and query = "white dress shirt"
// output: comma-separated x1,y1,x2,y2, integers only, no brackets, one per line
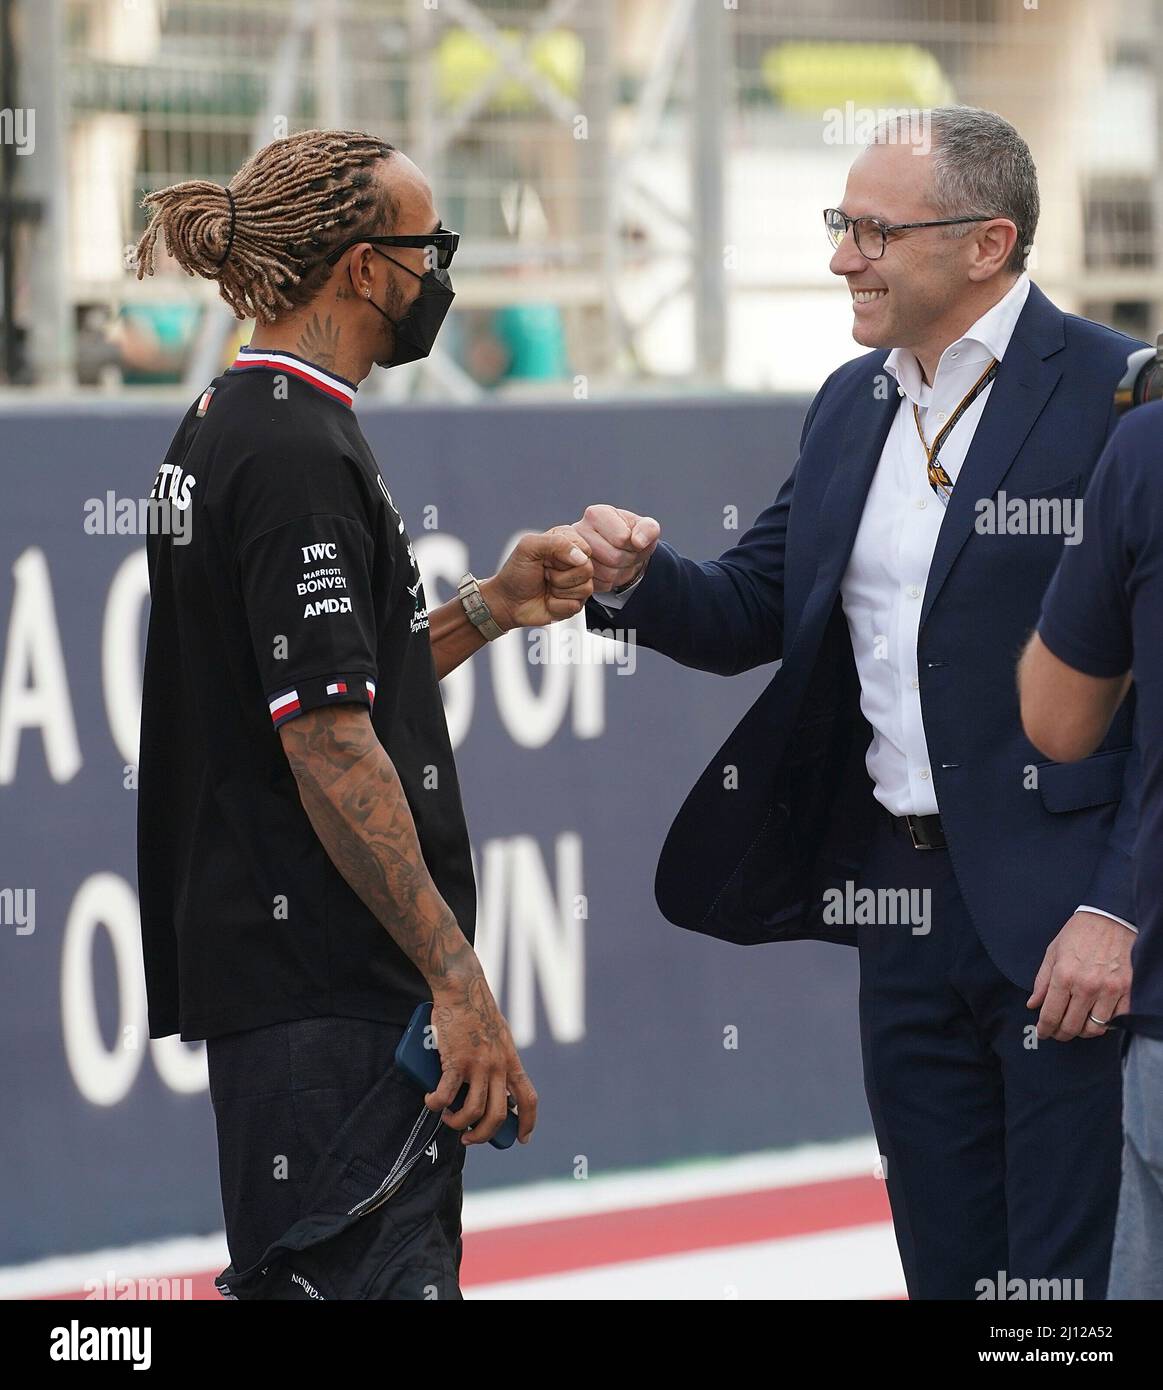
599,271,1131,929
840,272,1031,818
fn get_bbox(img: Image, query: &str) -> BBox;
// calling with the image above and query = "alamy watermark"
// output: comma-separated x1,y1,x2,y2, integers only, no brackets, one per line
974,492,1083,545
83,492,192,545
976,1270,1084,1301
0,886,34,935
530,625,637,675
0,107,34,155
49,1321,151,1369
822,881,931,935
823,102,931,154
84,1271,192,1300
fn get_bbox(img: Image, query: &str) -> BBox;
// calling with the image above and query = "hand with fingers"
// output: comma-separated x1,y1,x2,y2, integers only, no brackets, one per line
426,969,538,1145
480,525,594,630
1027,910,1133,1041
571,504,661,594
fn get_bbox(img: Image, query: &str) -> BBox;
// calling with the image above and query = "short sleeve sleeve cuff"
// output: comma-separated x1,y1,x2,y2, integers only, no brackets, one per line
1036,614,1131,680
267,675,377,728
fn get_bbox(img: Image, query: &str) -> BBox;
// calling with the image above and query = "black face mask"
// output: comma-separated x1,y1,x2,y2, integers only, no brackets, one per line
359,252,455,366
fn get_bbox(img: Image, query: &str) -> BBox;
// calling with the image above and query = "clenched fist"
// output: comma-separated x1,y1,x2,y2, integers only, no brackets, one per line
572,505,661,592
482,526,594,630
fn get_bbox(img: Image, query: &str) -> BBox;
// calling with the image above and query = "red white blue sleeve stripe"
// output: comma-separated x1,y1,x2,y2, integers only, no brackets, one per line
268,676,377,727
268,689,301,725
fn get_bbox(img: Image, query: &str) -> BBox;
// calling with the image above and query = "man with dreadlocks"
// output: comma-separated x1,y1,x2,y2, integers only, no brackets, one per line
133,130,594,1299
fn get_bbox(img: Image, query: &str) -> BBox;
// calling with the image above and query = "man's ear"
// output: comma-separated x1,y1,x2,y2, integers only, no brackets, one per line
346,243,376,297
969,220,1018,280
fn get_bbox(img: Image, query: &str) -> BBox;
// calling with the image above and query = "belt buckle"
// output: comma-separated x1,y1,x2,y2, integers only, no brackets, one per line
907,816,934,851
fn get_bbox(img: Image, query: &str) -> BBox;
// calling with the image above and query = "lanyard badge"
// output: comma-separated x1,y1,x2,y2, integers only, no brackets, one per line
912,357,999,506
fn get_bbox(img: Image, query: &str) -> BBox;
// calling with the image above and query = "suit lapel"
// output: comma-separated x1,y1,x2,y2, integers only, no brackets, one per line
777,380,894,743
919,283,1065,632
808,364,899,608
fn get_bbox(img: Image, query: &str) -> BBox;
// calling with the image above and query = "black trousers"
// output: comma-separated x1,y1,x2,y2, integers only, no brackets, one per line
856,811,1123,1300
206,1015,466,1300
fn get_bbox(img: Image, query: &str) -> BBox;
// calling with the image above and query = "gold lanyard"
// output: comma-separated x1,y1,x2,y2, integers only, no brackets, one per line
912,357,999,505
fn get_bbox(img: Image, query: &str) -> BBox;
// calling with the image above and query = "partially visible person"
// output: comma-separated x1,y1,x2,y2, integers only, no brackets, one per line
1020,399,1163,1300
112,300,202,384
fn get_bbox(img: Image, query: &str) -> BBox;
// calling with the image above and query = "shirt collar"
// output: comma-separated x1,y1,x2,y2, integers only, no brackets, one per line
885,271,1030,407
228,344,359,407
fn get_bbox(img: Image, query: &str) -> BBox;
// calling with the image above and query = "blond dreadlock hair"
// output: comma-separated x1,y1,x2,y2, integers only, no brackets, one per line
134,129,397,323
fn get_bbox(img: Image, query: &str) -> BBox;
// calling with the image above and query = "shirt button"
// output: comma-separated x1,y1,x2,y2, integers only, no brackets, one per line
907,584,921,598
916,498,928,509
936,412,948,423
950,350,959,359
897,386,905,397
919,768,931,780
910,678,920,689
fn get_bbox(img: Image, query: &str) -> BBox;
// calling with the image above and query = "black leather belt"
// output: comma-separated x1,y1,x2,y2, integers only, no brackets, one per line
887,808,947,850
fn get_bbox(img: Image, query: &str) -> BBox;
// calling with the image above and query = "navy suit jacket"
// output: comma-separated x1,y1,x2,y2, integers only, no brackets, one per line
589,283,1145,989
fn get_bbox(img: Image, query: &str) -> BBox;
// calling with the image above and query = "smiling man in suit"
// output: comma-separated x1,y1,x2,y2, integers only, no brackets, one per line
573,107,1145,1299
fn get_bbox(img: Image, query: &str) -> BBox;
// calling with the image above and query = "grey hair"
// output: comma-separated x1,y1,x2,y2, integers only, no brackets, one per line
871,106,1039,275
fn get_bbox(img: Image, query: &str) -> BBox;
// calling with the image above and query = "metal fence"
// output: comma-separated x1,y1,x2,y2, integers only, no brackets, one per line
2,0,1161,393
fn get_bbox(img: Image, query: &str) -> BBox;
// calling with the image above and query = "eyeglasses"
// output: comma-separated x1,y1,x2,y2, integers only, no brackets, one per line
823,208,992,261
324,228,460,270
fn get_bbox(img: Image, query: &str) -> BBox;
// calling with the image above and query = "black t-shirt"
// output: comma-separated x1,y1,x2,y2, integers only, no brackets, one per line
1038,400,1163,1039
137,345,475,1041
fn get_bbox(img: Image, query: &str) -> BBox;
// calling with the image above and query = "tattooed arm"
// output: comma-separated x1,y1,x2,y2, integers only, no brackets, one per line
279,704,537,1143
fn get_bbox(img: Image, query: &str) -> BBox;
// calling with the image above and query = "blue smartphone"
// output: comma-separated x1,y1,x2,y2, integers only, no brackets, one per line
395,1002,519,1150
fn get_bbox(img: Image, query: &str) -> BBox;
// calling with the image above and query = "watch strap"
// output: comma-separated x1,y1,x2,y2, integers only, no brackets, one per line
457,572,505,642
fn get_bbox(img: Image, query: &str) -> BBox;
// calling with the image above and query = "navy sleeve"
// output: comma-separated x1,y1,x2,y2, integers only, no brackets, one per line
1037,431,1134,679
583,371,835,676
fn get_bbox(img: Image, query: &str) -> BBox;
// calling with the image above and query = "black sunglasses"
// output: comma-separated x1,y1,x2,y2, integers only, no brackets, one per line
324,229,460,270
